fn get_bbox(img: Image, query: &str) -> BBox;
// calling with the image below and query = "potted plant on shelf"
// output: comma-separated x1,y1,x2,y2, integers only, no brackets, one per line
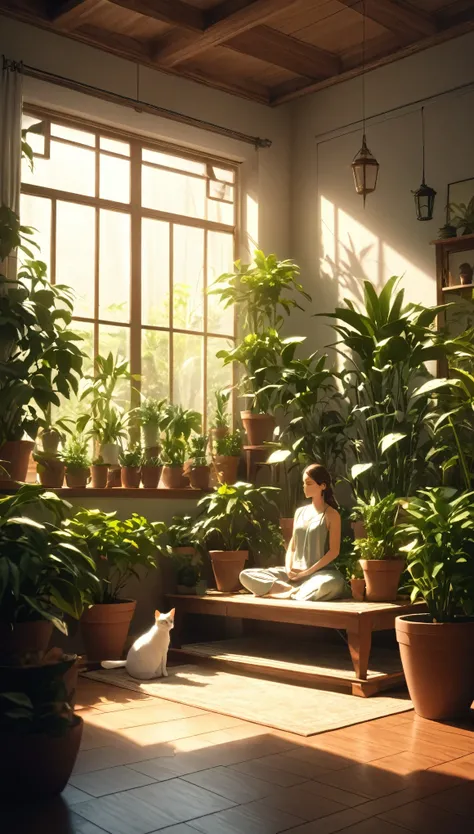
136,397,166,454
209,388,231,451
119,444,142,488
61,434,91,488
90,455,108,489
449,196,474,236
64,509,165,660
165,516,206,595
33,450,65,489
159,403,202,489
141,454,162,489
186,435,210,490
396,487,474,720
213,429,243,485
352,494,404,601
193,482,280,592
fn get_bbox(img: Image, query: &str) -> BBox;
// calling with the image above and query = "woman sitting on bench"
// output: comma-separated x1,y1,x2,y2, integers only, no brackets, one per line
240,463,346,601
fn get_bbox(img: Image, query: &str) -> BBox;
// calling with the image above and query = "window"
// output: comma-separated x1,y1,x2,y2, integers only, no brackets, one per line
20,109,237,429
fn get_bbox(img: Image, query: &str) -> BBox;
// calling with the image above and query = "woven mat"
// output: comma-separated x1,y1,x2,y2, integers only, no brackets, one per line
83,665,412,737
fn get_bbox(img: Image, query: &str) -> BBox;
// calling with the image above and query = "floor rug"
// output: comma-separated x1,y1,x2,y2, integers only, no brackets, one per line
83,665,412,737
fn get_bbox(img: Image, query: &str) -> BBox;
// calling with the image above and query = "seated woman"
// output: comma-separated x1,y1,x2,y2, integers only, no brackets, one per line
240,464,346,602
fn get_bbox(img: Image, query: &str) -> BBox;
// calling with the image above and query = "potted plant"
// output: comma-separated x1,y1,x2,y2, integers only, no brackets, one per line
160,435,188,489
0,655,83,800
396,487,474,720
166,516,206,595
214,430,243,484
119,444,142,488
64,509,165,660
352,494,404,601
91,455,108,489
210,388,231,450
449,196,474,235
193,482,280,592
0,485,97,656
61,434,91,488
33,450,65,489
136,397,166,453
141,454,162,489
186,435,210,490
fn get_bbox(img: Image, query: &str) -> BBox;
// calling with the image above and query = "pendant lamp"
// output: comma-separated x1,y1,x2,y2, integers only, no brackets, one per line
352,0,379,205
412,107,436,221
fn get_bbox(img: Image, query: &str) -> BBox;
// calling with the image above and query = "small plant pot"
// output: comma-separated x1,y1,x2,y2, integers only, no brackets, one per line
41,429,61,455
65,467,90,488
99,442,120,466
121,466,141,488
161,465,185,489
214,455,240,485
280,517,294,547
80,600,136,661
209,550,248,593
0,440,35,482
359,559,404,602
91,464,108,489
188,465,210,490
0,716,83,801
240,411,275,446
142,423,159,449
350,578,366,602
107,465,122,487
396,614,474,720
0,620,53,658
141,465,162,489
37,458,65,488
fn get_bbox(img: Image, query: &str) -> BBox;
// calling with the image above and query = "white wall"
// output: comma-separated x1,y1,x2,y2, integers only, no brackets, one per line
290,31,474,353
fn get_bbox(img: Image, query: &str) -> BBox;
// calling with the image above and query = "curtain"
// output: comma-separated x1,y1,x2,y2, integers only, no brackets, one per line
0,56,23,281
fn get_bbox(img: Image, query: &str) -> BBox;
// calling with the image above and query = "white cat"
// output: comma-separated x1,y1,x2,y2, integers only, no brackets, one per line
101,609,175,680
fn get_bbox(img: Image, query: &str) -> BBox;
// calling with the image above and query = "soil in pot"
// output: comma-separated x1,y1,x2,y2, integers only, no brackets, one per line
121,466,141,488
396,614,474,720
37,458,65,488
161,465,185,489
359,559,404,602
209,550,248,593
65,467,90,488
0,716,83,801
0,440,35,482
0,620,53,658
188,465,210,490
240,411,275,446
280,517,294,547
141,465,161,489
213,455,240,485
80,600,136,661
350,578,366,602
91,464,108,489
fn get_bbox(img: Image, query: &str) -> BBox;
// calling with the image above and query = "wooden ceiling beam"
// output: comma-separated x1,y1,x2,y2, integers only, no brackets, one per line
153,0,307,67
107,0,205,31
227,25,341,79
50,0,98,30
338,0,436,41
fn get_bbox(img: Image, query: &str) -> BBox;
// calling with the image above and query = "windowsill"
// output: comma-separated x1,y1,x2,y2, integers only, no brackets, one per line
0,486,208,499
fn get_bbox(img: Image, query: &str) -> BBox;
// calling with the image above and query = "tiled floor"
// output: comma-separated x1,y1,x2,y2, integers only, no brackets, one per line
2,678,474,833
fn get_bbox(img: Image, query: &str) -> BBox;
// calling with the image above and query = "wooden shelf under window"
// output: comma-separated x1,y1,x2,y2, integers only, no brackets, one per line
0,486,208,499
442,283,474,292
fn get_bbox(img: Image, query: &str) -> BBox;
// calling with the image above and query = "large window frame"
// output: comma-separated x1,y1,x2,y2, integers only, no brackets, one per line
20,106,238,430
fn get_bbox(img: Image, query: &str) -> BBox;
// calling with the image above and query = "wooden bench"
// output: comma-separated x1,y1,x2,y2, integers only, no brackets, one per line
166,592,423,697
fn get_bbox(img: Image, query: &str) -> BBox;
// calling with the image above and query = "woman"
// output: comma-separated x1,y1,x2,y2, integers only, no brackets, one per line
240,464,346,601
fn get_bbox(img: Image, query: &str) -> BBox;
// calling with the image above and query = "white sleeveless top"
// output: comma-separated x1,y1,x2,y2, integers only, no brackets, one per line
292,504,329,571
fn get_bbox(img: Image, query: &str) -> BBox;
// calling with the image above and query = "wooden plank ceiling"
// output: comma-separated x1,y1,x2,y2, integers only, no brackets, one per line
1,0,473,105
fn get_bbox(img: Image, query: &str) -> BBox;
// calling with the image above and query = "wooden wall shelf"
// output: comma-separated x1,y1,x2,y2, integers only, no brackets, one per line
0,486,207,499
431,233,474,247
442,284,474,292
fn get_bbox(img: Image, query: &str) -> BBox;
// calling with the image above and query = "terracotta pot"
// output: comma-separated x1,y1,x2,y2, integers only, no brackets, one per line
280,517,294,547
99,442,120,465
141,465,162,489
240,411,275,446
65,467,90,488
37,458,65,488
396,614,474,719
161,465,185,489
173,546,196,557
209,550,248,593
359,559,404,602
0,440,34,482
80,600,136,661
121,466,141,488
0,620,53,658
188,465,210,490
107,465,121,487
350,578,366,602
0,653,80,708
0,717,83,800
91,464,108,489
214,455,240,485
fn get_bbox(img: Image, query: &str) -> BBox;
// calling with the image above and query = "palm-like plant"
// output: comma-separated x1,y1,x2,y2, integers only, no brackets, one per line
449,196,474,235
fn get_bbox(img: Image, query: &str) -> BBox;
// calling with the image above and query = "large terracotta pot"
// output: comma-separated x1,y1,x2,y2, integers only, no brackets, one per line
209,550,248,593
214,455,240,485
0,440,34,482
65,467,90,488
0,620,53,658
396,614,474,719
359,559,404,602
80,600,136,661
37,458,65,488
280,517,294,547
161,465,185,489
121,466,141,488
351,578,366,602
91,464,108,489
141,465,162,488
188,465,210,490
240,411,275,446
0,717,83,800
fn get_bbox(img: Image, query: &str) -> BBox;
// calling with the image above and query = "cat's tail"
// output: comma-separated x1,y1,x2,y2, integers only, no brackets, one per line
101,660,127,669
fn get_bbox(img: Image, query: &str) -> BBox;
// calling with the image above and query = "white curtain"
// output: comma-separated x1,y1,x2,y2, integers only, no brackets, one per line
0,56,23,280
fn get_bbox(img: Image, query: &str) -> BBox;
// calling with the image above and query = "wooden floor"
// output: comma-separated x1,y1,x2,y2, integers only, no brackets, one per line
2,678,474,833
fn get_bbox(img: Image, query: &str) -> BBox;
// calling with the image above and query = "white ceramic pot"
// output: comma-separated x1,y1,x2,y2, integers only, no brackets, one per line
99,442,120,466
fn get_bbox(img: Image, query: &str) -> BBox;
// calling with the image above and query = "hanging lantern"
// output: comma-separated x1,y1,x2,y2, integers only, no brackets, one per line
412,107,436,221
352,135,379,204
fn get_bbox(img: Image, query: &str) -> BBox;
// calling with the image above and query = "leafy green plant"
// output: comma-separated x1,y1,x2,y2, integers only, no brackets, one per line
160,403,201,440
135,397,166,426
119,446,142,467
0,657,80,737
449,196,474,234
188,435,208,467
78,353,137,443
0,485,97,632
215,430,243,457
211,389,231,430
160,435,187,467
166,516,201,550
217,329,287,413
62,510,166,603
141,454,161,468
60,435,90,471
352,494,402,561
87,406,129,446
399,488,474,621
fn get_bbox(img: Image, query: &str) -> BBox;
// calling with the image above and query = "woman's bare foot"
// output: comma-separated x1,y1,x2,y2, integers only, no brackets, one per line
265,580,294,599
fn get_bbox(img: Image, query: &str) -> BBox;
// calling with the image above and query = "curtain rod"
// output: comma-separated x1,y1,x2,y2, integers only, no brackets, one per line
18,61,272,150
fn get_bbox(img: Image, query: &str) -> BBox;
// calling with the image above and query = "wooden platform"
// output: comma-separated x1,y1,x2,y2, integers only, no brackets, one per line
166,592,424,697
